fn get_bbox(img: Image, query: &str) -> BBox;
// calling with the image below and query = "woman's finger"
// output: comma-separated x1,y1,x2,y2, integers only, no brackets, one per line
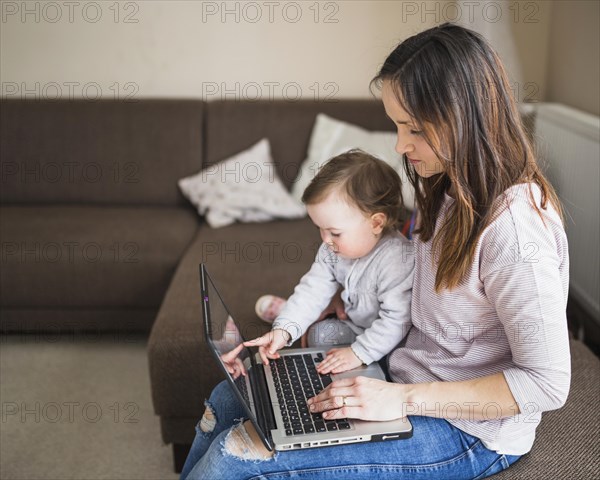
308,378,357,403
308,395,363,419
326,377,357,390
322,405,362,420
308,386,355,405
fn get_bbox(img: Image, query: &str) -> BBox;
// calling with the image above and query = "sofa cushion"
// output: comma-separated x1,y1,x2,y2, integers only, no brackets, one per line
0,206,198,312
204,100,394,191
148,216,321,422
0,100,204,206
494,336,600,478
0,308,157,333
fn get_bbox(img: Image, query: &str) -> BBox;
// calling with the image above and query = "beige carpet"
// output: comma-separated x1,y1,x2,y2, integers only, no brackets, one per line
0,333,179,480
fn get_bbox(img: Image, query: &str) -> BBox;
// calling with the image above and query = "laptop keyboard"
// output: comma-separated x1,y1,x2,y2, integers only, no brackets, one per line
270,353,351,436
234,374,250,406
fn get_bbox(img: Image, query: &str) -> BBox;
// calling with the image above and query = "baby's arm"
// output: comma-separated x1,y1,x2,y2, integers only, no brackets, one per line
271,242,341,345
351,241,415,365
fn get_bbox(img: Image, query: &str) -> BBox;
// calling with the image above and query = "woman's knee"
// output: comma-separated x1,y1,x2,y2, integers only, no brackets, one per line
187,422,276,479
200,380,243,433
199,403,217,433
222,420,275,462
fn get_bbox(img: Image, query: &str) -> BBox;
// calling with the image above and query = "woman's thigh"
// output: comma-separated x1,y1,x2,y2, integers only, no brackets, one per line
185,413,520,480
180,380,247,480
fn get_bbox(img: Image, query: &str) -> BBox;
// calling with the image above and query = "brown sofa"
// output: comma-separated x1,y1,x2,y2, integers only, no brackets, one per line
1,99,598,478
0,99,203,332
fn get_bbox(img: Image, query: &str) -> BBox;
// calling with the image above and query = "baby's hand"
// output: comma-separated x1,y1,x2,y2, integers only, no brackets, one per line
316,347,363,374
243,329,291,365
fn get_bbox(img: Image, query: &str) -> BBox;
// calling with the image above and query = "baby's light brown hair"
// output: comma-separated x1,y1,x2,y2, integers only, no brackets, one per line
301,149,405,233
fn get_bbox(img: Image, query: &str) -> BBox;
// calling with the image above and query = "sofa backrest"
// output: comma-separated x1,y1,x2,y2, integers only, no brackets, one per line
0,100,204,206
204,100,395,190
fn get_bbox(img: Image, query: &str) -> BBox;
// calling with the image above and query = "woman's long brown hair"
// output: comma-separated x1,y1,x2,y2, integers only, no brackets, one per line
371,22,563,291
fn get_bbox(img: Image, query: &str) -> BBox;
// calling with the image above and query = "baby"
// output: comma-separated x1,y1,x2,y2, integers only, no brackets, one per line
245,149,414,375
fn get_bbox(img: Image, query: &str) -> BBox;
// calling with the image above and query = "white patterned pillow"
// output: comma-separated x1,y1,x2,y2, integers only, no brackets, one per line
178,139,305,228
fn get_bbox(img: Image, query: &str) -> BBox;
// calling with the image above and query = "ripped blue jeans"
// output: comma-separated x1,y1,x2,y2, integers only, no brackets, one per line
181,381,522,480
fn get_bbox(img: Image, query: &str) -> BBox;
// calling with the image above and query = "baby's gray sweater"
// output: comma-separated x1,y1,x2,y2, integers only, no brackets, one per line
273,231,414,364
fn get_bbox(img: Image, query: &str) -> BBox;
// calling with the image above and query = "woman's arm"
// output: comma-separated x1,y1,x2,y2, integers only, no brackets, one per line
310,257,569,422
404,372,519,420
307,372,519,422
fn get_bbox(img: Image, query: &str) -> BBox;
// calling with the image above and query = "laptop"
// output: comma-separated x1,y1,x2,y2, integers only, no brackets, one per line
200,263,413,451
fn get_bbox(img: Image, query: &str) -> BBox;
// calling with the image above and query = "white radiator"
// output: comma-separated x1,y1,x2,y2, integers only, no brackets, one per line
534,103,600,323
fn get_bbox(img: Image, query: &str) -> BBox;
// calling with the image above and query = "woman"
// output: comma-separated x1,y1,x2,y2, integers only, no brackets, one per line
181,22,570,479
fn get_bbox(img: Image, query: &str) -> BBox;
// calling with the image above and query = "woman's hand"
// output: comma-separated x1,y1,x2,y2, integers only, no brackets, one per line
243,329,291,365
307,376,407,422
316,347,363,374
220,343,247,379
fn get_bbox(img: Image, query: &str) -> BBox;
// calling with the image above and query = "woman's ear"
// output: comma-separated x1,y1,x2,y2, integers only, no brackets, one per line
370,213,386,236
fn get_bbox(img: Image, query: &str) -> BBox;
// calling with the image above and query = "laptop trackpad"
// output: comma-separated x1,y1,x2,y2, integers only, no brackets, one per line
332,363,386,382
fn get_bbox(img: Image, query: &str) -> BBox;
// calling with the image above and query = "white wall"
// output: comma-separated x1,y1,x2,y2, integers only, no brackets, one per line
545,0,600,117
2,0,566,104
1,0,452,101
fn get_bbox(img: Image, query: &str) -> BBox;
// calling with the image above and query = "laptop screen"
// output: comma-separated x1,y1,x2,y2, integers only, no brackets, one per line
204,274,242,352
202,267,253,372
200,265,275,449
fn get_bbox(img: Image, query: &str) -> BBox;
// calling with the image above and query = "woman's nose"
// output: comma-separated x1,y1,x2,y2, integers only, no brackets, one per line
395,136,414,156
